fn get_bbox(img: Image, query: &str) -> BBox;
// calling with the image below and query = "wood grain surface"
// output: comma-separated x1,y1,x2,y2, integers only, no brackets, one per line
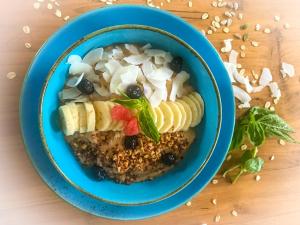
1,0,300,224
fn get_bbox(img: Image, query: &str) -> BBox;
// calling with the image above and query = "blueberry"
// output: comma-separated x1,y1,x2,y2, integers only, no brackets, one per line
124,135,139,150
169,56,183,73
94,166,107,181
126,84,143,99
77,78,94,95
161,152,177,165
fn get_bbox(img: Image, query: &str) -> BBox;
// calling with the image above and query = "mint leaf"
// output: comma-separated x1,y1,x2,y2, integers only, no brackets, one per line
250,106,274,119
264,127,299,143
258,114,294,133
247,121,265,146
113,98,144,110
230,122,246,151
139,108,160,143
243,157,264,173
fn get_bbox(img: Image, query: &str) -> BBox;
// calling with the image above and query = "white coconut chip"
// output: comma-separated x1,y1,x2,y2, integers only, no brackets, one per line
85,73,100,83
238,102,251,109
104,59,122,74
94,83,110,97
259,68,273,86
102,72,112,83
232,85,252,105
82,48,103,65
164,52,173,64
229,50,239,65
141,43,152,50
154,56,165,65
222,39,233,53
144,49,166,57
223,62,236,83
94,61,106,72
110,72,122,94
148,67,173,81
252,85,265,93
281,62,295,78
142,82,154,99
66,73,84,87
169,71,190,101
142,60,157,77
123,54,150,65
120,65,140,84
268,82,281,99
69,62,93,75
125,44,139,54
147,78,167,89
112,47,124,60
67,55,82,64
59,88,81,100
149,88,164,107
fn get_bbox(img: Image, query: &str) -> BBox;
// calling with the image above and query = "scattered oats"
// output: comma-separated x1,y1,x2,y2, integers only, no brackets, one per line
223,27,230,33
37,0,44,2
226,154,232,161
279,139,286,145
251,70,259,79
221,19,227,26
54,1,60,6
212,1,218,7
240,24,248,30
227,18,233,26
239,68,246,76
55,9,62,18
221,47,227,53
224,11,232,17
241,144,247,150
242,33,249,42
160,2,164,6
234,33,242,39
186,201,192,206
64,16,70,21
33,2,41,9
233,2,239,10
227,2,234,9
6,72,16,79
214,215,221,223
240,51,246,58
188,1,192,7
264,101,271,108
251,79,257,85
255,175,261,181
237,63,242,69
281,62,295,78
284,23,290,29
230,11,236,16
211,198,217,205
215,16,220,22
106,1,113,5
270,155,275,161
25,42,31,48
273,98,279,104
201,13,209,20
210,26,217,32
212,179,218,184
212,21,221,29
251,41,259,47
255,24,261,31
264,28,271,34
22,26,30,34
270,106,275,111
238,13,243,20
274,15,280,22
240,45,246,50
207,29,213,35
166,0,171,2
231,210,238,217
47,3,53,9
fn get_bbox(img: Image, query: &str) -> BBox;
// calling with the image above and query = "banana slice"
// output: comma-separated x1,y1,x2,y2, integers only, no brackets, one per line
154,107,164,131
158,101,174,133
167,101,182,132
83,102,96,132
59,105,76,136
68,102,79,132
177,99,192,131
182,96,198,127
93,101,112,131
191,92,204,121
77,104,87,133
188,94,202,127
174,101,187,131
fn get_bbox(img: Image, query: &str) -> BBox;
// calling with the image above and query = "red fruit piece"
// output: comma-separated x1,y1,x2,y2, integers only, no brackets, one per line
111,105,133,121
124,118,139,136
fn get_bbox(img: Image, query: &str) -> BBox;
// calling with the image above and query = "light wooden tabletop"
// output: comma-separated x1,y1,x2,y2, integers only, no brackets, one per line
1,0,300,224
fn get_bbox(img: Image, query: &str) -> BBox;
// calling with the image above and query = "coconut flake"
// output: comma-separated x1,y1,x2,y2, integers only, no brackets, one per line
112,47,124,60
104,59,122,74
148,67,173,81
244,77,254,93
259,68,273,86
85,73,100,83
142,60,157,77
66,73,84,87
223,39,233,53
102,72,112,83
268,82,281,99
59,88,81,100
144,49,166,57
281,62,295,78
154,56,165,65
120,65,140,84
252,85,265,93
143,82,154,99
238,102,251,108
141,43,152,50
149,89,163,107
69,62,93,75
229,50,239,65
223,62,236,83
82,48,103,65
110,72,122,94
123,54,150,65
94,83,110,97
125,44,139,54
67,55,82,64
94,61,106,71
169,71,190,101
232,85,252,104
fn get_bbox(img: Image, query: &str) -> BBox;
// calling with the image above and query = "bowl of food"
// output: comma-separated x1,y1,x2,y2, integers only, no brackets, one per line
39,25,221,205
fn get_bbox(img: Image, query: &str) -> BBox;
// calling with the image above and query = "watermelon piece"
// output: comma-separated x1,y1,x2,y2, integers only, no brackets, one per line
124,118,139,136
111,105,133,121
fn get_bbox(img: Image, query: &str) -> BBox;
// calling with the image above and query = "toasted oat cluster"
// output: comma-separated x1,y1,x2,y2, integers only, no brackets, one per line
67,130,194,183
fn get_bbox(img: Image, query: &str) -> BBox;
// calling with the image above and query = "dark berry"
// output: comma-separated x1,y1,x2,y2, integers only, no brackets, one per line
126,84,143,99
169,56,183,73
77,78,94,95
94,166,107,181
124,135,139,149
161,152,177,166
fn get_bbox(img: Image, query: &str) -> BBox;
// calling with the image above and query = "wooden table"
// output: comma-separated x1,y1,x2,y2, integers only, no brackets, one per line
1,0,300,224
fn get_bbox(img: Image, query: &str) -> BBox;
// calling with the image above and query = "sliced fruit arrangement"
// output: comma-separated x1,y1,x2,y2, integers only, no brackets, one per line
58,91,204,136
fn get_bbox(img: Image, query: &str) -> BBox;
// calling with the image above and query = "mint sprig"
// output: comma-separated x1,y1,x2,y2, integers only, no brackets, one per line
224,106,298,183
113,95,160,143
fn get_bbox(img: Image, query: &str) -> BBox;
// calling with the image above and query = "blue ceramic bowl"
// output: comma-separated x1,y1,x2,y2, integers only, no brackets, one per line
39,25,221,205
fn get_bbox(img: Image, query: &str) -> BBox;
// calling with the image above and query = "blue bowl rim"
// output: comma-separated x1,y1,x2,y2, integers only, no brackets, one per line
38,24,222,206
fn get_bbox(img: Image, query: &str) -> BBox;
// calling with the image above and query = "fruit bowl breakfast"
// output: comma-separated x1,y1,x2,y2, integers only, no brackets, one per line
39,25,221,205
